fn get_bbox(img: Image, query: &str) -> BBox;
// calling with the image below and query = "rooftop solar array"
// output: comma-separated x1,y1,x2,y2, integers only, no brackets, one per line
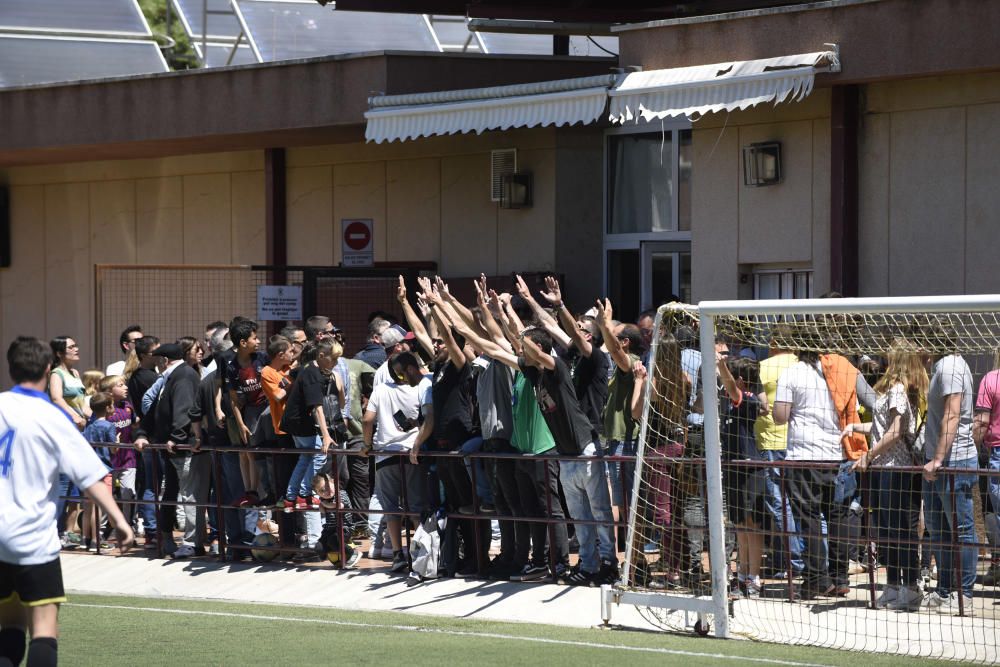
172,0,243,41
0,0,169,87
234,1,438,62
0,34,167,87
195,41,259,67
0,0,151,36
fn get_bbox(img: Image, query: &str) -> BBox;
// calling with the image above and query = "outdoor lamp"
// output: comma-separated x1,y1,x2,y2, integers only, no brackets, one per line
742,142,782,186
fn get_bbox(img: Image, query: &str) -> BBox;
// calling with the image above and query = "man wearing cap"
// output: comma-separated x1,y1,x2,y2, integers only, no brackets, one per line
373,324,415,388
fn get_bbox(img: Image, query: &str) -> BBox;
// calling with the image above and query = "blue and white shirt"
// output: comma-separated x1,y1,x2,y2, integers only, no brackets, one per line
0,386,108,565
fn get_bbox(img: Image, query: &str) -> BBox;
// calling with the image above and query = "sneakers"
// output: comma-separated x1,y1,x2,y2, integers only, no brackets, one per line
887,585,922,611
510,563,548,582
344,548,363,569
595,559,620,586
933,592,975,616
921,591,949,611
743,579,761,599
563,568,595,587
848,560,866,575
982,563,1000,587
282,499,295,513
233,492,259,508
876,584,899,609
642,542,659,555
295,496,310,512
171,544,195,559
389,550,409,574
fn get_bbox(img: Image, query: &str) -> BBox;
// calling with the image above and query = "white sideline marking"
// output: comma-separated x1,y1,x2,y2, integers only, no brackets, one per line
65,602,826,666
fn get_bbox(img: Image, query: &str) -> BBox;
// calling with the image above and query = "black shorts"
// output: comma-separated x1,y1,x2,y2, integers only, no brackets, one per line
0,558,66,607
723,464,768,527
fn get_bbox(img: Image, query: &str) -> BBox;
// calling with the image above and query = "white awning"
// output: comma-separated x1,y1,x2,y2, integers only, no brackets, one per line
365,74,616,144
608,50,840,124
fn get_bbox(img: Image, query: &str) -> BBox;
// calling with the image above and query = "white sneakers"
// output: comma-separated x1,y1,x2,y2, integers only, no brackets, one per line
875,585,898,608
921,590,974,615
170,544,195,559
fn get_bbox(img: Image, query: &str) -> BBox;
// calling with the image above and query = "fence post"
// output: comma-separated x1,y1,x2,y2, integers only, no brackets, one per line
151,448,164,559
211,448,227,560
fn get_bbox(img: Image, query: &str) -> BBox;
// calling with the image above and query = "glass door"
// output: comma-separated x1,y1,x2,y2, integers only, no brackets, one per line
640,242,691,309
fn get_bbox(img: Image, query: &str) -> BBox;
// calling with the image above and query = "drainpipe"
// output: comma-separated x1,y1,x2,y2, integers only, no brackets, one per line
830,85,859,296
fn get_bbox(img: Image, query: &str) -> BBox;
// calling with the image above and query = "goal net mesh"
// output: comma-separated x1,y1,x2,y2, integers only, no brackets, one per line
623,301,1000,663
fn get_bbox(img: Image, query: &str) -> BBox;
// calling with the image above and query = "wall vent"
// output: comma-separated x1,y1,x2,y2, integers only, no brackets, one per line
490,148,517,202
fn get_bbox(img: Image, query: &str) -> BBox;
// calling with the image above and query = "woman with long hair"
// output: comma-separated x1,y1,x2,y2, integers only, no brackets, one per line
631,332,690,588
847,337,928,610
49,335,92,548
974,345,1000,587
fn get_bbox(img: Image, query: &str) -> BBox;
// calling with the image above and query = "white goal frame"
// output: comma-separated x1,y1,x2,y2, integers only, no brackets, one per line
601,293,1000,638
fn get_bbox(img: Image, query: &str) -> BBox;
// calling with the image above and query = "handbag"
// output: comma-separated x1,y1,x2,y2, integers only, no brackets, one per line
322,373,349,445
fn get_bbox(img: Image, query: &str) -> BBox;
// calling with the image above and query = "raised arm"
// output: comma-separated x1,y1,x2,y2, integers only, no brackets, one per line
514,274,561,330
475,276,511,349
715,351,741,404
425,289,467,369
450,305,520,370
521,334,556,371
631,360,648,420
436,275,477,331
397,275,435,359
595,298,632,373
540,275,592,357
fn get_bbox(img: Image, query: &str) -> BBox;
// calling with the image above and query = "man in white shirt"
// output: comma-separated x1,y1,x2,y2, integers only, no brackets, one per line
361,351,431,574
773,343,850,599
1,336,134,667
105,325,143,376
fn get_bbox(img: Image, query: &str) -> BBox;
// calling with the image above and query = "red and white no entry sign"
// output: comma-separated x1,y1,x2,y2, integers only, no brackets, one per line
343,220,372,251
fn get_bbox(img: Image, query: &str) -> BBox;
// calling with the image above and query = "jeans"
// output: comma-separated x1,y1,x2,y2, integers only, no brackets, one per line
876,469,921,586
461,436,493,505
170,454,212,548
560,444,616,573
218,451,255,553
607,439,637,508
286,434,327,500
986,448,1000,551
786,464,851,590
139,449,161,534
923,457,978,597
483,439,518,563
762,449,805,573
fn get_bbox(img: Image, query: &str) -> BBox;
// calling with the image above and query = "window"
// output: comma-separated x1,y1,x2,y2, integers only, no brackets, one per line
604,124,692,318
753,269,813,300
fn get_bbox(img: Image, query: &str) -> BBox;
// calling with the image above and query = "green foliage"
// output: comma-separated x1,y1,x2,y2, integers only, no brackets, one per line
138,0,199,70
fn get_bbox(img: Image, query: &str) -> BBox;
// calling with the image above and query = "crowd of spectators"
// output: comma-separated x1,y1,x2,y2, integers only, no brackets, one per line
47,278,1000,610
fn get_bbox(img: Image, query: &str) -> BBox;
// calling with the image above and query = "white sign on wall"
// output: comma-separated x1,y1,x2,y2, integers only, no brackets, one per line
257,285,302,321
342,218,374,267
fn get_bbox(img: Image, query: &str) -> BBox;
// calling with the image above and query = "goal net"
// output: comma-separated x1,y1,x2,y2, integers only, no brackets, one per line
610,296,1000,663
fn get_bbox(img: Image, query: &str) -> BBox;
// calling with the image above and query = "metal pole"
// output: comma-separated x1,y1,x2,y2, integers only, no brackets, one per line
950,471,964,616
780,464,794,603
469,453,484,573
332,447,346,569
200,0,208,68
211,448,227,560
698,311,729,638
543,458,557,576
151,449,164,559
863,470,877,608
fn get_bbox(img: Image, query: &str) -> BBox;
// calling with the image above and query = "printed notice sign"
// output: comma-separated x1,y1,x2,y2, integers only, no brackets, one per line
257,285,302,321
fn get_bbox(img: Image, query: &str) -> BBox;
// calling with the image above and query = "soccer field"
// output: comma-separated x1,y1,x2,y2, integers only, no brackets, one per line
59,594,947,666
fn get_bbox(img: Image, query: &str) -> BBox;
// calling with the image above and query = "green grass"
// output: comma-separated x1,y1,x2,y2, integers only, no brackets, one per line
58,593,945,666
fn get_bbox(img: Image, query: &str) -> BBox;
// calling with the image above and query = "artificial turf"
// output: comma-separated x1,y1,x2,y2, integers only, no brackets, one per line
57,593,947,666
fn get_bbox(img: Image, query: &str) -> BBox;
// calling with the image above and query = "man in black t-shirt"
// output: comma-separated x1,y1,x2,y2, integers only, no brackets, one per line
493,327,616,587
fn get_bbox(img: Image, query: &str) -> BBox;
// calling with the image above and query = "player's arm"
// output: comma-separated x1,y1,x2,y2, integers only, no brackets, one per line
521,335,556,371
83,479,134,552
398,275,435,359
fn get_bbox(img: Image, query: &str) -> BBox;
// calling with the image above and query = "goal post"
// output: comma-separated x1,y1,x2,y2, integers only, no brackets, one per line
603,294,1000,662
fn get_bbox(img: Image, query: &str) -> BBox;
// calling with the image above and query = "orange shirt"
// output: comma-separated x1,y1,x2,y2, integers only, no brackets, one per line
260,365,290,436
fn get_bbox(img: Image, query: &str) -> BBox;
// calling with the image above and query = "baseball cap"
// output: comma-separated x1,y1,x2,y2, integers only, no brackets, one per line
381,324,414,349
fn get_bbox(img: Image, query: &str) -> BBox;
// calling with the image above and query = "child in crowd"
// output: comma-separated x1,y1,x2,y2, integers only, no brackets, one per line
312,471,362,568
82,368,104,410
99,374,138,532
81,392,117,551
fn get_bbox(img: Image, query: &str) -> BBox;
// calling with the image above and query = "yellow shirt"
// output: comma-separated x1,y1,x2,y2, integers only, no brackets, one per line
754,352,798,451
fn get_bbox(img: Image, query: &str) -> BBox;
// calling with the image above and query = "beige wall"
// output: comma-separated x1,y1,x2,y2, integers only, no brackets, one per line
285,128,560,275
0,151,265,372
0,128,583,373
690,90,832,301
859,71,1000,296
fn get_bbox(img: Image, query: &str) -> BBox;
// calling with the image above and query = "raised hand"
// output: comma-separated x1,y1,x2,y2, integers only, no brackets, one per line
434,275,451,297
416,275,433,299
416,294,431,318
396,275,407,304
632,359,647,384
594,297,614,326
514,274,532,300
540,275,562,306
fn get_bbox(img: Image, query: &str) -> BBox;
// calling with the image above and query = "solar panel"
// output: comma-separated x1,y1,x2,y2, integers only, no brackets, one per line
0,35,168,88
196,42,259,67
235,1,437,62
0,0,150,36
172,0,243,41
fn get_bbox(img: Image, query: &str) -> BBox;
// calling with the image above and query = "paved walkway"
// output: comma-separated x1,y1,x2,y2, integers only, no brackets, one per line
61,552,659,631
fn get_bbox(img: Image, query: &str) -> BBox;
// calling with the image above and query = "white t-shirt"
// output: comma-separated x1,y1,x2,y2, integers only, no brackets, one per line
105,360,126,377
0,387,109,565
373,360,394,389
366,377,432,456
775,360,842,461
924,354,975,463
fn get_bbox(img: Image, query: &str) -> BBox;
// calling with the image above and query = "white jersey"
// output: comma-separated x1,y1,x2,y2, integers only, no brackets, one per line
366,377,432,456
373,360,394,389
0,387,109,565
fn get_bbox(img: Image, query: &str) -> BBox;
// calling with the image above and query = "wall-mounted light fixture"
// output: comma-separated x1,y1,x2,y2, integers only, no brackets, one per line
742,141,782,187
500,172,533,209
